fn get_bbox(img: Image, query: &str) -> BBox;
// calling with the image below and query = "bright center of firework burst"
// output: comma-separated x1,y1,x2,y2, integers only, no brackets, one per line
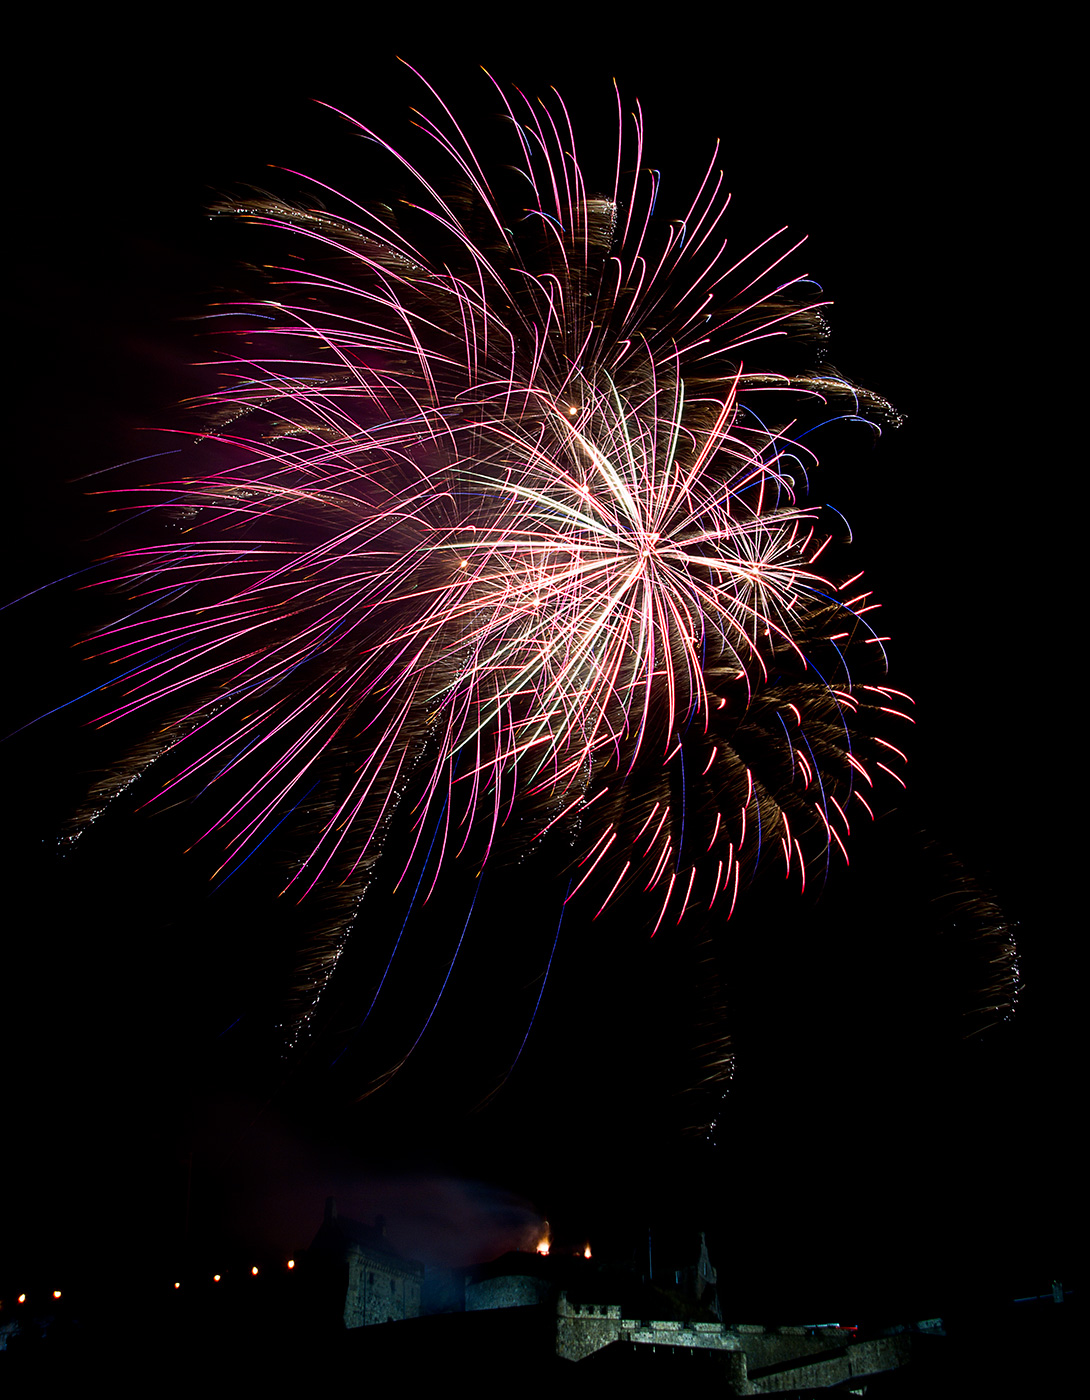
429,378,823,793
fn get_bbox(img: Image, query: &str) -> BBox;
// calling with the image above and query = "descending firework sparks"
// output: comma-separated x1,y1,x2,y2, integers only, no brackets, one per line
73,72,913,1080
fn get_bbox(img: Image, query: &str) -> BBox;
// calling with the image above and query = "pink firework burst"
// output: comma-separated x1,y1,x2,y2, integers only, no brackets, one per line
75,72,910,1075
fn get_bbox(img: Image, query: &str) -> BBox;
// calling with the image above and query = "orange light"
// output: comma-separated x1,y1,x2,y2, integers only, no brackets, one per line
173,1282,180,1290
286,1259,295,1270
251,1266,259,1276
536,1238,550,1256
17,1294,26,1304
213,1274,221,1283
53,1290,62,1299
584,1244,592,1259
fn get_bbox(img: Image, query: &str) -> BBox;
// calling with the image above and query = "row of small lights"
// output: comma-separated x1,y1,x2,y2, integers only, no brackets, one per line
7,1244,595,1308
173,1260,296,1290
5,1262,298,1307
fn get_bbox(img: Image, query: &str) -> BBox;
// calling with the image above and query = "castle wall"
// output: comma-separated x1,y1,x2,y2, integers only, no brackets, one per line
343,1247,423,1329
465,1274,552,1312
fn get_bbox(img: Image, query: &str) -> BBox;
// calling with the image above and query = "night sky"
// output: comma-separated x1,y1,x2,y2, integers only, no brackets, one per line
4,20,1071,1328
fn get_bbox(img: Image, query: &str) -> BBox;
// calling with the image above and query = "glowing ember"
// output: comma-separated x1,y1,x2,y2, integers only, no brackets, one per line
584,1244,592,1259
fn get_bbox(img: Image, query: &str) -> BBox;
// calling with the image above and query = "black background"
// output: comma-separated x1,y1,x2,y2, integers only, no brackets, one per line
3,16,1072,1327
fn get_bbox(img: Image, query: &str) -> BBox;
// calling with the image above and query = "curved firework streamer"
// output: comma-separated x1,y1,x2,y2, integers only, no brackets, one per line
72,74,914,1089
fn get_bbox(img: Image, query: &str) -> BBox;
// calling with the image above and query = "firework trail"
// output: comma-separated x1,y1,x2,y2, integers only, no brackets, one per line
71,72,917,1091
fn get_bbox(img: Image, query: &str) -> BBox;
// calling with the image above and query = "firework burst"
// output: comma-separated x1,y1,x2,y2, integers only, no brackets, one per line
74,73,912,1085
